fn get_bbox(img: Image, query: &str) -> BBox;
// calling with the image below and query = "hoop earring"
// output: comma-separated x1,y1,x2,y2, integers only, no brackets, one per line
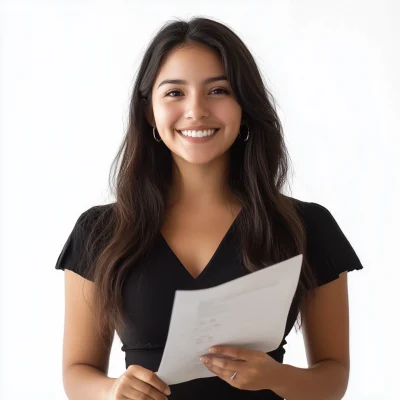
153,126,162,142
238,125,250,142
244,125,250,142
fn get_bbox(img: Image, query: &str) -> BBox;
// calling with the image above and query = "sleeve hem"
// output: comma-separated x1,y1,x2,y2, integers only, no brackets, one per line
316,264,363,287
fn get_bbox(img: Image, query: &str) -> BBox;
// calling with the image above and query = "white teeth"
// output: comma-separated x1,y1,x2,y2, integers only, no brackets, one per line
180,129,217,137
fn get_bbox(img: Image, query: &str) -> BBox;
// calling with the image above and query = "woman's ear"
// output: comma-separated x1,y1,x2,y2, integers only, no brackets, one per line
240,113,248,126
143,99,155,127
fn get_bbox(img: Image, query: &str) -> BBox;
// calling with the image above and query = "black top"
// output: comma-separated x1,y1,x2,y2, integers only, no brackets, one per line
55,198,363,399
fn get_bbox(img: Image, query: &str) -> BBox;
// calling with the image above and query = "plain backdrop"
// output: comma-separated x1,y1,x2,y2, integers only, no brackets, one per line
0,1,398,399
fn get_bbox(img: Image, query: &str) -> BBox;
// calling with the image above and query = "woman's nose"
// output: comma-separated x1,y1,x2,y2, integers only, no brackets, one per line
184,95,210,120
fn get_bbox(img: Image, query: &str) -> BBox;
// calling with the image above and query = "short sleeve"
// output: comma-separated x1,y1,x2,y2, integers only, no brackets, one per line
302,201,364,287
55,207,99,281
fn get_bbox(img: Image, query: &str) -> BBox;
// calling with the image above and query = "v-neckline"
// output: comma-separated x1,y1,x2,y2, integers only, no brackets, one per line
159,210,242,281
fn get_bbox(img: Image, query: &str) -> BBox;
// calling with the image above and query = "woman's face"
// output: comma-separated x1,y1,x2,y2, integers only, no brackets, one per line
149,43,243,165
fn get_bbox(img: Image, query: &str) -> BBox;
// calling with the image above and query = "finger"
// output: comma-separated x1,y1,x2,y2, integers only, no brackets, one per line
124,386,167,400
128,365,171,396
208,345,262,361
205,363,238,383
201,355,242,372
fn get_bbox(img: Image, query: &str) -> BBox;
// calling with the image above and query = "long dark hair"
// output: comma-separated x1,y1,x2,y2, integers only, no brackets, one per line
83,16,318,345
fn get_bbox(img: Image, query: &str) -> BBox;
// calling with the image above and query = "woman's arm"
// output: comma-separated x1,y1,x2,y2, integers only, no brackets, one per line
271,272,350,400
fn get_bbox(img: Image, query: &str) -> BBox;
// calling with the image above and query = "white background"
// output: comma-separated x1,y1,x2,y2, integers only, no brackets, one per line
0,1,398,399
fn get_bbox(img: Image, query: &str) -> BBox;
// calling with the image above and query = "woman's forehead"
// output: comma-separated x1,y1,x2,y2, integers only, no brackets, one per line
154,45,225,88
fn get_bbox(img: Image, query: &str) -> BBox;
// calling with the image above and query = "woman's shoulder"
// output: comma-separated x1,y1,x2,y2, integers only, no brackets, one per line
283,195,353,247
54,203,115,281
76,202,115,232
284,195,364,286
283,195,333,222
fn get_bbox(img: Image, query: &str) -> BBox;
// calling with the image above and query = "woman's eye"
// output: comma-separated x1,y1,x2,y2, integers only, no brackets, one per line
165,90,182,97
210,88,229,95
165,88,229,97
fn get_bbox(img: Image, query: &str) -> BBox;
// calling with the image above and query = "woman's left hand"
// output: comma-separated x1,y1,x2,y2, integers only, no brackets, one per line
200,345,283,391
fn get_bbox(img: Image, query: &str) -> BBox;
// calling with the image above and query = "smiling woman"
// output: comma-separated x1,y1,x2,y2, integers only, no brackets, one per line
55,16,363,400
148,43,242,165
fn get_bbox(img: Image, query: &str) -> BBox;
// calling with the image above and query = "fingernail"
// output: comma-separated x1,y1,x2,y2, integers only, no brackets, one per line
164,387,171,395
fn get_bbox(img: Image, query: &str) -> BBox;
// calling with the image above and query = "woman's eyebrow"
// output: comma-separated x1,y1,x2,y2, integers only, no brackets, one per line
157,75,227,89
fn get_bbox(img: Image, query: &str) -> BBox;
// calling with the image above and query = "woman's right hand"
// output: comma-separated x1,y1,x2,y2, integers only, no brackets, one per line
107,365,171,400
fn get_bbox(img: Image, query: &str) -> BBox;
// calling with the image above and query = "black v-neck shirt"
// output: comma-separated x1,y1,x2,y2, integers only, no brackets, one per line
55,198,364,399
158,211,240,280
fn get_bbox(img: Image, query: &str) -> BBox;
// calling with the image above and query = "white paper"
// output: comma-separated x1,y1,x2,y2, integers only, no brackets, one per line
156,254,302,385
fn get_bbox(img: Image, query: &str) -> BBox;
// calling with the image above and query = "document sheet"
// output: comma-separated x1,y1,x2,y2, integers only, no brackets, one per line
156,254,302,385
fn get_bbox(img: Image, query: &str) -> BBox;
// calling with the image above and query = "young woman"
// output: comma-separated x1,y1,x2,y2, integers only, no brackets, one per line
55,17,363,400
